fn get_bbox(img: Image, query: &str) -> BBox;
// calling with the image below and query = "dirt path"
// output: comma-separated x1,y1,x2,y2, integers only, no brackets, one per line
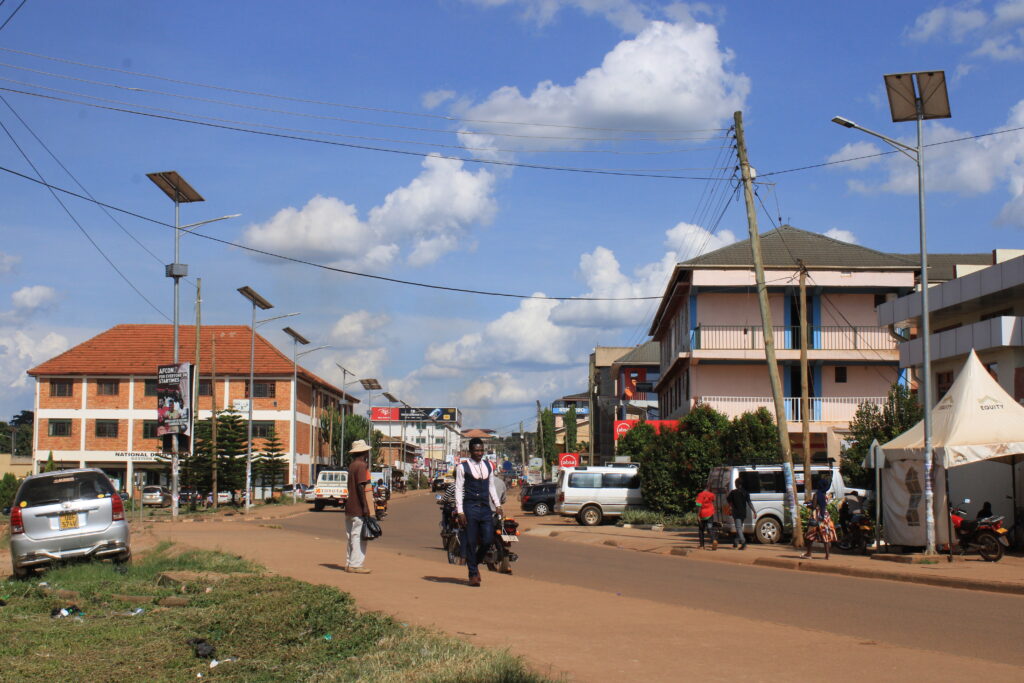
151,512,1024,683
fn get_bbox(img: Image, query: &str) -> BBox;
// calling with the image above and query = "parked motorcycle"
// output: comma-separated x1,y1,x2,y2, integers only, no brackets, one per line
836,497,873,555
950,500,1009,562
437,494,463,565
434,495,519,572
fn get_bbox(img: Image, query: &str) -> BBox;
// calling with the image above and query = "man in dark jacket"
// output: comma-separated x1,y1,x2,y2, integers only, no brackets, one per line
726,478,756,550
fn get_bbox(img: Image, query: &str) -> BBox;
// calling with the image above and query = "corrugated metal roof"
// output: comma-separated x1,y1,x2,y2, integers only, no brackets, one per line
614,341,660,365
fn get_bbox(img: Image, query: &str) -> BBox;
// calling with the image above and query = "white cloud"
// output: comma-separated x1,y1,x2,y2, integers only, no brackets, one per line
422,89,456,109
995,0,1024,23
827,141,883,171
466,0,652,33
0,252,19,275
906,4,987,42
824,228,857,244
0,330,69,389
835,100,1024,227
972,32,1024,59
315,348,388,386
11,285,58,311
329,311,391,349
458,368,581,408
242,155,496,269
455,20,748,152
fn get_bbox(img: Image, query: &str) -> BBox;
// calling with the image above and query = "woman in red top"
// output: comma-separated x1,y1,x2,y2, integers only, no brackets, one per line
695,488,717,550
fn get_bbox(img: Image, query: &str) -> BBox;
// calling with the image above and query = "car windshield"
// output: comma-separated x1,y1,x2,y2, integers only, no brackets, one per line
17,472,115,508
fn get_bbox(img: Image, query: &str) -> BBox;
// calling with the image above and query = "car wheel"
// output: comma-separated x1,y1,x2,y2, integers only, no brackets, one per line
313,501,325,511
533,502,550,517
755,516,783,544
579,505,603,527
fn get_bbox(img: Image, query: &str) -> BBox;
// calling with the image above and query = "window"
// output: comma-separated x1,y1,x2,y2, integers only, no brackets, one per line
95,420,119,438
142,421,158,439
434,437,445,444
602,473,640,488
97,379,119,396
144,379,158,396
252,421,275,438
835,366,848,384
568,472,602,488
198,379,212,396
245,381,276,398
48,419,72,437
936,371,954,399
50,379,73,397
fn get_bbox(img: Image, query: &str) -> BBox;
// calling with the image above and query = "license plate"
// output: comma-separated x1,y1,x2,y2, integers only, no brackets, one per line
59,512,79,530
500,534,518,542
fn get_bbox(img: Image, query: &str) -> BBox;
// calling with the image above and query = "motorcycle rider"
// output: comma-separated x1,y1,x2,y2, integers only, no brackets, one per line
455,437,503,587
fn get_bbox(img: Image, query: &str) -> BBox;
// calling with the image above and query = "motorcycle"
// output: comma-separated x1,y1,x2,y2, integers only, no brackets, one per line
374,487,389,520
437,495,463,565
950,500,1009,562
836,497,873,555
435,495,519,573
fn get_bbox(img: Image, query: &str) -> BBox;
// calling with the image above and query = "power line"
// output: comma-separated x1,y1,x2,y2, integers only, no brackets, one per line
0,86,733,181
0,46,727,134
0,117,171,321
0,0,27,33
0,164,668,302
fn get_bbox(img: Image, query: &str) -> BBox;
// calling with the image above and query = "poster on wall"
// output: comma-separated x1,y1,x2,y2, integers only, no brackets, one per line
156,363,192,437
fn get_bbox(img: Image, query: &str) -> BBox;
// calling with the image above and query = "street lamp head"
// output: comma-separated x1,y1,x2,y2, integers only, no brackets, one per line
282,326,310,345
237,286,273,310
831,116,857,128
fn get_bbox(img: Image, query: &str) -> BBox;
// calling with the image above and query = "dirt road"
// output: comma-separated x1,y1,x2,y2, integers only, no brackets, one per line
150,492,1023,682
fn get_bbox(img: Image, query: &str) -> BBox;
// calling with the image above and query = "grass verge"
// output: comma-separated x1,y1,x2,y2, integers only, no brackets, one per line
619,508,698,528
0,542,549,682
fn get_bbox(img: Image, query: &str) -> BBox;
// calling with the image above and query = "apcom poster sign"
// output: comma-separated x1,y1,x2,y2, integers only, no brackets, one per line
156,363,193,437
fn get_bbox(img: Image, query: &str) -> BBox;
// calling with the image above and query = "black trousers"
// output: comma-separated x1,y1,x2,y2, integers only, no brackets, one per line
463,501,494,576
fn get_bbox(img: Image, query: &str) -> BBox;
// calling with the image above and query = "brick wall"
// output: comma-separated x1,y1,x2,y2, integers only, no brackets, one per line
227,378,288,411
37,417,81,452
87,377,129,409
37,378,82,410
84,418,129,451
132,419,160,452
298,381,312,413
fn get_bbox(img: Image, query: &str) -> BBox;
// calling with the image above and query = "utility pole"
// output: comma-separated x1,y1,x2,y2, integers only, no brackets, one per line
798,263,813,505
536,400,546,480
210,337,218,509
734,110,802,545
519,420,526,468
189,278,202,514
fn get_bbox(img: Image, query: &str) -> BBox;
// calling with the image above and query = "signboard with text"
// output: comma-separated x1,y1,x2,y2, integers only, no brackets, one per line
613,419,680,441
156,363,192,437
370,407,459,422
559,453,580,468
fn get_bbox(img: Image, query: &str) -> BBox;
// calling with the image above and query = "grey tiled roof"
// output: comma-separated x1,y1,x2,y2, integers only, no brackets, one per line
614,341,660,365
683,225,916,269
892,253,991,282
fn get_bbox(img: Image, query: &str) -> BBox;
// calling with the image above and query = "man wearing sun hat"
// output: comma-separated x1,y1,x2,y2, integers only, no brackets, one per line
344,439,374,573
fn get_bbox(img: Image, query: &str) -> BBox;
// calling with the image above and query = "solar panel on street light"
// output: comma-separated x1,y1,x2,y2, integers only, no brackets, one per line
360,378,382,390
884,71,950,122
237,286,273,310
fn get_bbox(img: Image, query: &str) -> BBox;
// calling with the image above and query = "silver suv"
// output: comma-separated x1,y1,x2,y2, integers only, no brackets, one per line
6,468,131,578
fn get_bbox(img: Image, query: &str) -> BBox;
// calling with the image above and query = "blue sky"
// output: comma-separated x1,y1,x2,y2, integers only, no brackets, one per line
1,1,1022,432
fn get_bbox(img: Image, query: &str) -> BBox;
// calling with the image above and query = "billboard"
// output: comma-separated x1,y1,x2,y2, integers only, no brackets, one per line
552,403,589,415
613,419,679,441
156,363,192,437
559,453,579,468
398,407,459,422
371,406,400,421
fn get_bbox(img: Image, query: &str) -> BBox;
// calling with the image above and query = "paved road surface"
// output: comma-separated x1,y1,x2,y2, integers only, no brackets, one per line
283,493,1024,667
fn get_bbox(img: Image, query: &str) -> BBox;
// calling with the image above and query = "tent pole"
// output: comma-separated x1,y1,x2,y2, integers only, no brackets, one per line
944,467,954,563
875,445,882,551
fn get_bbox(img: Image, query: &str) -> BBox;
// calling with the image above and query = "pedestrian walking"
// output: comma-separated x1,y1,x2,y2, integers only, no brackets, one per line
695,487,717,550
802,477,837,560
455,437,503,586
344,439,374,574
726,478,755,550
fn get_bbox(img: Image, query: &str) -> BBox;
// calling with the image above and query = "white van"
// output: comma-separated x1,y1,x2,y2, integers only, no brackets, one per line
706,464,851,544
554,464,643,526
313,470,349,511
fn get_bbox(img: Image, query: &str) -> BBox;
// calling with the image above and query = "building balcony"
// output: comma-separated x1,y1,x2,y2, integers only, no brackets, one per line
898,316,1023,367
694,395,886,427
690,325,897,352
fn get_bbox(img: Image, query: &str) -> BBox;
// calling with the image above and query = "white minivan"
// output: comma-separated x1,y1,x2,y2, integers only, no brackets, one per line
706,463,852,544
554,464,643,526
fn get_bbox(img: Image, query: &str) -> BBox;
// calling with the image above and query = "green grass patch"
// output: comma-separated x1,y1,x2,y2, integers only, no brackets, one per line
0,544,548,682
619,508,699,528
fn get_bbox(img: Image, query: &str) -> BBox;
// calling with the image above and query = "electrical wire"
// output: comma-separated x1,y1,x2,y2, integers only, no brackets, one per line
0,164,669,302
0,86,733,181
0,46,727,134
0,117,171,321
0,0,27,33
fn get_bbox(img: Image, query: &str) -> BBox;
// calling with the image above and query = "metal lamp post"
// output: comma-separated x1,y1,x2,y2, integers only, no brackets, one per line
832,70,951,554
334,363,361,469
382,391,399,471
360,378,381,469
282,328,329,499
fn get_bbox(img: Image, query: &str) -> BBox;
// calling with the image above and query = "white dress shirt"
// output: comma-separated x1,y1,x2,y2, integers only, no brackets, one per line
454,458,501,514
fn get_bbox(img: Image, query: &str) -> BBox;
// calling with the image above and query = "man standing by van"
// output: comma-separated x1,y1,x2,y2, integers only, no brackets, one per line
456,437,502,586
344,439,373,574
727,478,755,550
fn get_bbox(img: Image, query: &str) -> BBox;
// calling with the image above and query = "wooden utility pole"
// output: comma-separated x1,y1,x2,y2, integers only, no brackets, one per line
211,337,218,509
734,110,802,545
536,400,546,480
520,420,526,467
798,263,813,503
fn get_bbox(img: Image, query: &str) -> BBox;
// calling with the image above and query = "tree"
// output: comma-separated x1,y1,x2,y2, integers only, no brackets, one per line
256,427,287,491
675,405,731,504
843,383,922,489
43,450,56,472
540,409,557,473
0,472,19,509
723,408,782,466
564,404,578,453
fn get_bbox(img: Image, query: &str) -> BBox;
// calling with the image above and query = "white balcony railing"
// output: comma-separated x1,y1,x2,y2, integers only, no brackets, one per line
695,395,886,422
691,325,897,352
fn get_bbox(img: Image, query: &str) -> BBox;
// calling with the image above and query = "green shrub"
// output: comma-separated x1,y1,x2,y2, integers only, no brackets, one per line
0,472,19,509
620,508,698,527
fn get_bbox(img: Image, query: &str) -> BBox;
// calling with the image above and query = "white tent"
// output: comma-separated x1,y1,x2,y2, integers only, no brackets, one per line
879,350,1024,546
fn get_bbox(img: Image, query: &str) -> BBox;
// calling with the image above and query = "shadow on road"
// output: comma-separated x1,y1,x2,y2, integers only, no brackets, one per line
319,563,348,572
422,575,470,586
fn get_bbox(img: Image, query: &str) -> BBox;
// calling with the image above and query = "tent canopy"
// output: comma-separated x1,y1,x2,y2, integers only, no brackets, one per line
881,350,1024,468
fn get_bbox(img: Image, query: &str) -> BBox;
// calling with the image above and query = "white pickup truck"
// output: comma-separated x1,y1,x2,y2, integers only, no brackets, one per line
312,470,348,511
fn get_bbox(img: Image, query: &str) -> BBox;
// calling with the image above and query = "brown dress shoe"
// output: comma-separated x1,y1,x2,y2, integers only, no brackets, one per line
468,574,481,586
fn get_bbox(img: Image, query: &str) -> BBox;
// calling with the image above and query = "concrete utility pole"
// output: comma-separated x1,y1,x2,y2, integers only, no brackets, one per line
536,400,546,480
798,264,813,504
188,277,202,514
520,421,526,467
734,110,801,544
211,337,218,509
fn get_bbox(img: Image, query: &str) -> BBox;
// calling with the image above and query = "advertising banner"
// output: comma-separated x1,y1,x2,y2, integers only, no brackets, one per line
156,363,192,437
398,407,459,422
371,406,400,421
552,404,589,415
613,419,680,441
559,453,579,468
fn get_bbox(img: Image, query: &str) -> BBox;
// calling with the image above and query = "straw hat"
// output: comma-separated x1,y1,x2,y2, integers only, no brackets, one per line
348,439,371,454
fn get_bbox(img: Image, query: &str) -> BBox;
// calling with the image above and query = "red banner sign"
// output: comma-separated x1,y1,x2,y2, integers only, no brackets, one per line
558,453,579,468
613,420,680,440
371,407,400,421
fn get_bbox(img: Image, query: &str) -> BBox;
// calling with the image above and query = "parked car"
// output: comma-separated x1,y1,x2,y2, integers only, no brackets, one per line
706,463,855,544
431,477,446,492
209,490,232,505
281,483,308,501
303,486,316,503
6,468,131,578
141,485,172,508
520,483,557,516
554,464,643,526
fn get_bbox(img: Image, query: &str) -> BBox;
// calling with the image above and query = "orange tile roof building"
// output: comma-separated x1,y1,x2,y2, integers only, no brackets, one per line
27,324,357,489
